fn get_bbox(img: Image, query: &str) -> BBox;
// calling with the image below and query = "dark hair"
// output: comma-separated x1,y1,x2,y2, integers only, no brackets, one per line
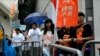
32,22,37,26
61,27,69,35
61,27,67,33
44,19,54,34
78,12,85,17
15,28,22,33
15,28,20,31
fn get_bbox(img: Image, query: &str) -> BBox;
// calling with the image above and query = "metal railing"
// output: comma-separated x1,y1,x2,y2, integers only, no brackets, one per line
50,44,83,56
82,40,100,56
12,41,42,56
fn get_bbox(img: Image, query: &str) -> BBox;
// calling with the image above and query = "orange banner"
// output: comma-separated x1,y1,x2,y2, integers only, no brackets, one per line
9,3,15,19
56,0,78,27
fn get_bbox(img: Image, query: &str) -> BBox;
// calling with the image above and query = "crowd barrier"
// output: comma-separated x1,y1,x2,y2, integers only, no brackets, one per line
82,40,100,56
13,41,42,56
49,44,83,56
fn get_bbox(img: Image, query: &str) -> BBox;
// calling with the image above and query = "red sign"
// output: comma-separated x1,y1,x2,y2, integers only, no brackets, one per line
56,0,78,27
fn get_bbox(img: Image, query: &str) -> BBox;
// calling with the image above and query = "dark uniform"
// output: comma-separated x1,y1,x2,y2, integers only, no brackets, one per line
75,24,93,56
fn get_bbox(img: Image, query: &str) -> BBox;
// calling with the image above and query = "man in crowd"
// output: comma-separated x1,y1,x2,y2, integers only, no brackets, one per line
27,22,41,56
75,12,94,56
12,28,25,56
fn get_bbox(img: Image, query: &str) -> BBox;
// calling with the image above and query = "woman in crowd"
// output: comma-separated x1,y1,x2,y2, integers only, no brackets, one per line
41,19,58,56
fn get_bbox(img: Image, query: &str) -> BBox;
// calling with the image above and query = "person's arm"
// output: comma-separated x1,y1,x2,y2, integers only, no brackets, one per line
71,37,93,44
21,33,25,41
74,36,93,44
75,24,93,42
54,29,58,43
40,30,44,41
63,38,72,42
11,34,15,42
59,35,71,43
38,28,42,36
81,36,94,40
58,38,72,45
27,30,32,41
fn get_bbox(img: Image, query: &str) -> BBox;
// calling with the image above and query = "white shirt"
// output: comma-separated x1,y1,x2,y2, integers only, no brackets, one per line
12,33,25,47
44,31,53,44
28,28,41,41
41,29,58,44
41,31,54,45
28,28,41,47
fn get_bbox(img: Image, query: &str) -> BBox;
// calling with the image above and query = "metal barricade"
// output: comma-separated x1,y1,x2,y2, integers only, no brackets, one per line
82,40,100,56
49,44,83,56
13,41,42,56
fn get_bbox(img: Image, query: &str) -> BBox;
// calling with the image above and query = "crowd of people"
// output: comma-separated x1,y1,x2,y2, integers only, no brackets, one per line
3,12,94,56
55,12,93,56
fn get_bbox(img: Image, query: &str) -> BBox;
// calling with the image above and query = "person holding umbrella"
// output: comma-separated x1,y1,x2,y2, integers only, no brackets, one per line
27,22,42,56
24,12,47,30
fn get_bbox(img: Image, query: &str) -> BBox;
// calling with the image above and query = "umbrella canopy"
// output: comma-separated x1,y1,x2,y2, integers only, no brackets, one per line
24,12,47,24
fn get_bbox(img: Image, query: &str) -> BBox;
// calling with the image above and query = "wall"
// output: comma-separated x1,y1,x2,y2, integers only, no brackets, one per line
0,15,11,37
0,0,19,37
78,0,85,13
93,0,100,56
0,0,18,11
